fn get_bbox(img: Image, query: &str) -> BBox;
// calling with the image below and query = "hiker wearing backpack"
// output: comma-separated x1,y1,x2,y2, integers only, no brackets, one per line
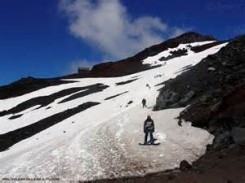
143,115,155,144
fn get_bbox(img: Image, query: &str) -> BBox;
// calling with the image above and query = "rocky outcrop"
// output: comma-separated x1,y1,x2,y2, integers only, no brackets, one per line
191,41,223,53
231,127,245,146
0,76,76,100
179,160,192,171
155,35,245,149
159,48,188,61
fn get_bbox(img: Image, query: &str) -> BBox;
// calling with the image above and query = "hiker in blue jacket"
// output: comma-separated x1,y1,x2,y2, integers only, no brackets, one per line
144,115,155,144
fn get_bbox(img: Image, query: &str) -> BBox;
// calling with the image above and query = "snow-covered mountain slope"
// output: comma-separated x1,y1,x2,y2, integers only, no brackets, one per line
0,41,228,181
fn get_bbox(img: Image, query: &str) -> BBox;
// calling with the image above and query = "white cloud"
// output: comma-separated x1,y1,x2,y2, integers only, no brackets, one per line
68,60,95,73
60,0,188,60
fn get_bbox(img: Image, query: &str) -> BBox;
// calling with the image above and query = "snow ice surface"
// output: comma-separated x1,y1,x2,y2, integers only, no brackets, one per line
0,42,228,182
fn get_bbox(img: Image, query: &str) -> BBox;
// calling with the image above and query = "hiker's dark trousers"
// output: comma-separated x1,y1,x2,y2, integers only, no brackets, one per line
144,131,153,144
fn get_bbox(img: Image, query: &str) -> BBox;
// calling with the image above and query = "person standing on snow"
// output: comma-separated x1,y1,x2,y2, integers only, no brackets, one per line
142,98,147,108
143,115,155,144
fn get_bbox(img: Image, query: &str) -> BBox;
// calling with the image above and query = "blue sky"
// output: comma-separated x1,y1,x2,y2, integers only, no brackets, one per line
0,0,244,86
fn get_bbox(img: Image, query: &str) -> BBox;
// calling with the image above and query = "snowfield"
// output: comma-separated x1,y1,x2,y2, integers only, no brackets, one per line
0,42,228,182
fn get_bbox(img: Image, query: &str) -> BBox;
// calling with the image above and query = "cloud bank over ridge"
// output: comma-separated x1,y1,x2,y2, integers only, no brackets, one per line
60,0,188,61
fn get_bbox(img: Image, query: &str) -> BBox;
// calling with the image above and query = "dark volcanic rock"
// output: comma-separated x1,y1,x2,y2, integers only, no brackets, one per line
0,77,76,99
155,35,244,108
179,160,192,171
9,114,23,120
116,79,138,86
104,91,128,101
159,48,188,61
0,102,100,151
59,83,109,103
126,100,133,107
191,41,223,53
0,87,85,117
231,127,245,146
155,35,245,149
213,131,234,149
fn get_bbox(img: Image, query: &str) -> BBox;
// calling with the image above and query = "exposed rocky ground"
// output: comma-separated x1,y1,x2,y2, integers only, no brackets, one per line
155,35,245,148
104,91,129,101
88,145,245,183
159,48,188,62
0,77,76,99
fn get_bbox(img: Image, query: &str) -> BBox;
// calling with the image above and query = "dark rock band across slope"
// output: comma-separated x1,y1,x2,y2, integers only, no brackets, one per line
0,102,100,151
0,83,109,118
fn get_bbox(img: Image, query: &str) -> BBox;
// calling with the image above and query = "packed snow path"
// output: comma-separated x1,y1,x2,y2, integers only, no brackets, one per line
0,42,227,182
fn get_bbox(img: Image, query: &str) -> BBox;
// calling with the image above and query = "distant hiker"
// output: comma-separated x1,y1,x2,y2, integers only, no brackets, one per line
143,115,155,144
146,84,151,89
178,118,182,127
142,98,147,108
